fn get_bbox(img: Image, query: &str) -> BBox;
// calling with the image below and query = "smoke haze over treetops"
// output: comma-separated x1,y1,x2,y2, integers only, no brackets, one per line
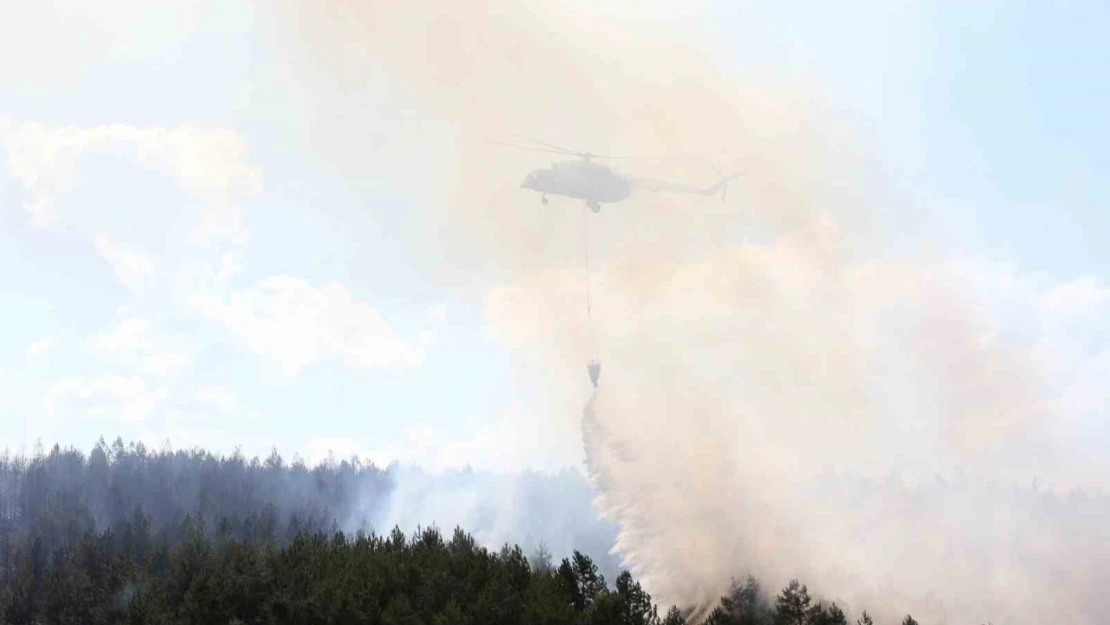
271,1,1109,623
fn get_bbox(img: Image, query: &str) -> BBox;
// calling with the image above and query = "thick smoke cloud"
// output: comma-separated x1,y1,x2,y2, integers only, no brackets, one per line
272,2,1108,623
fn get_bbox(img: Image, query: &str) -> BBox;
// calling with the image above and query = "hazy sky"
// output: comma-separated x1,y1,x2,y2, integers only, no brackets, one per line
1,0,1107,472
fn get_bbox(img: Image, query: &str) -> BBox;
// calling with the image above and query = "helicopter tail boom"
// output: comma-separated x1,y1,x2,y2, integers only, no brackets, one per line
632,171,743,201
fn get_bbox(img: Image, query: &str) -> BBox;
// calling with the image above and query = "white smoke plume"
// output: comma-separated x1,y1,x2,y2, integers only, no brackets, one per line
353,464,623,578
271,1,1110,623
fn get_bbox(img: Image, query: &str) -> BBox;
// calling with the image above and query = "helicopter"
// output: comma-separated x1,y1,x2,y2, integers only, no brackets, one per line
488,138,741,213
486,138,741,389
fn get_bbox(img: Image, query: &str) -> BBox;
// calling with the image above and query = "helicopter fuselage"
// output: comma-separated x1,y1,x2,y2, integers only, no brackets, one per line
520,159,634,209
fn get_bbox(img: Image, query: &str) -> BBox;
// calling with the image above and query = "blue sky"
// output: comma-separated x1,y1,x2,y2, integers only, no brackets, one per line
1,0,1107,470
697,0,1110,272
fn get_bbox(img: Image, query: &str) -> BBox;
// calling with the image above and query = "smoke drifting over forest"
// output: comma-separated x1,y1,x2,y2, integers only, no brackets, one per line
260,1,1110,623
0,440,623,580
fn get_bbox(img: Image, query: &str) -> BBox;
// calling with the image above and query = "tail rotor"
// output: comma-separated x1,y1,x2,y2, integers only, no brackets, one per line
704,160,742,202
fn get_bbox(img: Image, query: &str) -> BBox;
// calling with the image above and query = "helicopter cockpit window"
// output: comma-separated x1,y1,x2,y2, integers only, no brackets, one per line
522,171,543,190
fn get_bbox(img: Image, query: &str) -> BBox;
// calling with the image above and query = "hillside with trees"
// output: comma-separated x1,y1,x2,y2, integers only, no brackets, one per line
0,439,922,624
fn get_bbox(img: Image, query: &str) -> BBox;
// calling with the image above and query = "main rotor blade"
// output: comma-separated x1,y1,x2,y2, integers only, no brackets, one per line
514,135,581,155
516,135,695,161
588,153,698,161
483,140,573,156
496,136,736,172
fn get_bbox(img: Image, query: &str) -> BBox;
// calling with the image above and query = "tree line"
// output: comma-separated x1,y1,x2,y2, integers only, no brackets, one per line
0,439,927,624
0,514,919,625
0,437,620,579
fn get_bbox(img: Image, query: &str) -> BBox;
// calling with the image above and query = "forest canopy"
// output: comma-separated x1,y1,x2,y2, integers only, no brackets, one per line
0,439,922,624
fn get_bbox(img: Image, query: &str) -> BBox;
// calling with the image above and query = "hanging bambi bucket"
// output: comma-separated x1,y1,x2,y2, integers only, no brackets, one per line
587,359,601,387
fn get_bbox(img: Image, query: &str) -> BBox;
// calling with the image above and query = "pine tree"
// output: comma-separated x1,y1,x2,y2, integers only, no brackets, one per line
558,551,607,611
616,570,659,625
530,541,554,574
774,580,811,625
717,575,769,625
819,603,848,625
662,605,688,625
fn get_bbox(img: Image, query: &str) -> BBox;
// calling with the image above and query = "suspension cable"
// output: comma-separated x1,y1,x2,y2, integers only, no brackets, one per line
583,203,592,320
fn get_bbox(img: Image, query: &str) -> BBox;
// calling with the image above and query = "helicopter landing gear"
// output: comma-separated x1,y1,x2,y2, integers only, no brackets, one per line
541,195,548,205
586,200,601,213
